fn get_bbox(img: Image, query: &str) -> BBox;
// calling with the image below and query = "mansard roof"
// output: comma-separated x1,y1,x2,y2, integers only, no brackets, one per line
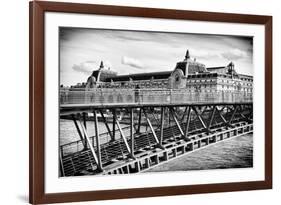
105,71,172,82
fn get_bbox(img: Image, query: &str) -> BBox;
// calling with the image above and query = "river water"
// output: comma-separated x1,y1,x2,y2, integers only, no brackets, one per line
60,119,253,171
147,134,253,172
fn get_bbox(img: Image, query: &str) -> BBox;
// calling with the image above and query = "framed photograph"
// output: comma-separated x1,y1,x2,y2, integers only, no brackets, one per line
29,1,272,204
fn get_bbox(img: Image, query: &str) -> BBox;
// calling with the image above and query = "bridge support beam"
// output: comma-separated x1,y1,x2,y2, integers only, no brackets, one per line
125,108,139,132
170,107,184,137
71,114,87,149
181,106,188,122
184,106,191,140
207,106,216,133
82,112,87,129
191,106,207,131
216,107,227,123
59,149,65,177
130,108,135,158
199,105,208,116
216,106,234,128
79,117,103,172
116,117,135,159
82,113,89,148
137,108,142,133
112,109,116,141
99,109,113,141
143,109,164,149
229,105,238,125
159,107,165,145
239,105,252,123
151,109,160,127
93,110,103,171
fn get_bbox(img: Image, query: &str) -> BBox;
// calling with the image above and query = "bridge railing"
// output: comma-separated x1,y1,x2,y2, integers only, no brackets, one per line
60,88,252,106
60,125,132,156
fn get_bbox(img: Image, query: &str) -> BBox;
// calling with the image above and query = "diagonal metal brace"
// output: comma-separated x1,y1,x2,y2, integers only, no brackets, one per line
184,106,191,140
142,108,164,149
79,120,103,171
229,105,239,124
169,107,184,137
207,106,216,132
115,117,135,159
191,106,207,130
215,106,234,128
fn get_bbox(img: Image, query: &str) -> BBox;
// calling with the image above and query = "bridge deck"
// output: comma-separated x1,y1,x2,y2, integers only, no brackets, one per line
60,88,252,115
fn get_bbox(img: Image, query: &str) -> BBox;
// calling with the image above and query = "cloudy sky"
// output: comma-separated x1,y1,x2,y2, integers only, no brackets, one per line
59,27,253,86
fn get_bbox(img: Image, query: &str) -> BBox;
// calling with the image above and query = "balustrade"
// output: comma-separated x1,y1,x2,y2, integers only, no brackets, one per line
60,88,252,106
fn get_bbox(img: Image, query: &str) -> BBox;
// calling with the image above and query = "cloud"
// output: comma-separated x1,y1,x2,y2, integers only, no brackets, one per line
192,50,222,60
221,48,248,61
121,56,144,69
72,61,97,75
72,60,113,75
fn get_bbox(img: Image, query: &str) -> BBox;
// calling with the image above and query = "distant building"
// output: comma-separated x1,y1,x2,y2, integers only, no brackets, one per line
82,50,252,94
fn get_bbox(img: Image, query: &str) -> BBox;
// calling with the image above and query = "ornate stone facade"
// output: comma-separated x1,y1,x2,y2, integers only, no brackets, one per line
81,50,252,95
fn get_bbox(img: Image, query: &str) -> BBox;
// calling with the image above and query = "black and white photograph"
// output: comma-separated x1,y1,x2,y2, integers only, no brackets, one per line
59,28,253,177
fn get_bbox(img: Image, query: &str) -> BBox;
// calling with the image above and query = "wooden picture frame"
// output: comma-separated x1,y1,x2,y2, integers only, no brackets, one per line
29,1,272,204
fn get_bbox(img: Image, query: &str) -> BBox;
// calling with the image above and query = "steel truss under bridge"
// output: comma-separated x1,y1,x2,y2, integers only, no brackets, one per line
59,103,253,176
